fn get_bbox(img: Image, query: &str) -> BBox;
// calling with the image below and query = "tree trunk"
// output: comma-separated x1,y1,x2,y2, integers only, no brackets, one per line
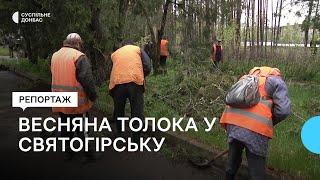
87,1,107,86
273,0,278,47
264,0,268,56
22,26,38,64
271,0,274,48
312,0,319,43
251,0,255,57
235,0,241,59
116,0,130,48
244,0,250,58
138,0,170,74
256,0,260,55
275,0,283,46
305,0,314,47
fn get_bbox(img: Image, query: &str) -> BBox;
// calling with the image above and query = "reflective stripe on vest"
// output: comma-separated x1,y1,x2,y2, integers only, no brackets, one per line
51,47,92,114
220,66,280,138
224,107,273,128
52,84,83,91
260,98,272,109
52,85,88,106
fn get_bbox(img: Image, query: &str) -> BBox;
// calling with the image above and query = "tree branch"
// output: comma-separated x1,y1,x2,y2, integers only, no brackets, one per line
137,0,156,43
158,0,171,39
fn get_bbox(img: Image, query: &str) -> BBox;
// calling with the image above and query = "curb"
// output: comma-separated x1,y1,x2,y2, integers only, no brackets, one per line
4,65,50,84
151,130,294,180
3,65,294,180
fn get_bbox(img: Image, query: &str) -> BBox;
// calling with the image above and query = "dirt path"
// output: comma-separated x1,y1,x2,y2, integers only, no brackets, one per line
0,71,224,180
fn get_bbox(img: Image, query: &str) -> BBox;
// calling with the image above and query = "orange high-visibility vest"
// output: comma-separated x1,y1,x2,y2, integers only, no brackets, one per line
220,67,281,138
160,39,169,56
109,45,144,90
51,47,93,114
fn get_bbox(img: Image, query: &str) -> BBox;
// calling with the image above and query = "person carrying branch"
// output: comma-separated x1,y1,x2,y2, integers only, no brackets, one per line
220,66,291,180
109,40,152,142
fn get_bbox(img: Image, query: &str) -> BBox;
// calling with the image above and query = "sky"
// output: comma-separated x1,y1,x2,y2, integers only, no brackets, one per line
241,0,309,27
279,0,306,25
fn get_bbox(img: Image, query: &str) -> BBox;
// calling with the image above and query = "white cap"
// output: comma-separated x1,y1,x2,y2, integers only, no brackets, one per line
66,33,81,41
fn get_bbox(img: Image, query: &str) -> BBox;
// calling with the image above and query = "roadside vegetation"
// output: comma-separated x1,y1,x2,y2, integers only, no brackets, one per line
0,58,51,82
1,48,319,178
0,46,9,56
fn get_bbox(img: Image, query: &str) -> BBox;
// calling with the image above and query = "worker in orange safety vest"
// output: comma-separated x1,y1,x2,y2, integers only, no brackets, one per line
160,37,169,69
109,40,151,142
212,38,223,67
220,66,291,180
51,33,97,161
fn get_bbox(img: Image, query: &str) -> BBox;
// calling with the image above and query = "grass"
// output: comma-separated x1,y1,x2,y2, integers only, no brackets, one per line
141,58,320,179
267,84,320,178
220,58,320,83
0,59,51,82
1,53,320,179
98,57,320,178
0,46,9,56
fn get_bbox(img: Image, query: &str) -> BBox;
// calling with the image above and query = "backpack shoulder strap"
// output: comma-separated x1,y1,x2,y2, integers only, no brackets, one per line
249,66,281,77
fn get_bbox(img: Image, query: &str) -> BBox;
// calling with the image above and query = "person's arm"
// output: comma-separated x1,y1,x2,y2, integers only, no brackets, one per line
75,55,97,102
141,49,152,77
221,46,223,62
265,76,291,126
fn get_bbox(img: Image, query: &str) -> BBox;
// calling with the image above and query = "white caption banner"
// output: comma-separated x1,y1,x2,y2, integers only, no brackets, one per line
12,92,78,111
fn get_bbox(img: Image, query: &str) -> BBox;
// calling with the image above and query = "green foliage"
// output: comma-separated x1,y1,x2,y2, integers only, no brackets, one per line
222,24,236,48
268,84,320,179
279,24,304,44
95,82,113,115
0,46,9,56
0,58,50,82
135,35,151,48
0,0,120,64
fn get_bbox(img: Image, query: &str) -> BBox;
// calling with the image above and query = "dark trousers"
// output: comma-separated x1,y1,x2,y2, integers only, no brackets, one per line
213,60,220,67
226,139,266,180
111,82,144,142
59,112,92,157
160,55,167,67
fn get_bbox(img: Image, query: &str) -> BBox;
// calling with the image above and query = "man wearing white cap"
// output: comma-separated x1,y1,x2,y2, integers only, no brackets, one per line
51,33,97,161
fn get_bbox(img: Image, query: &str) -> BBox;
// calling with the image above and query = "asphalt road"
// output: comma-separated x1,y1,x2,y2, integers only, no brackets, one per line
0,71,224,180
